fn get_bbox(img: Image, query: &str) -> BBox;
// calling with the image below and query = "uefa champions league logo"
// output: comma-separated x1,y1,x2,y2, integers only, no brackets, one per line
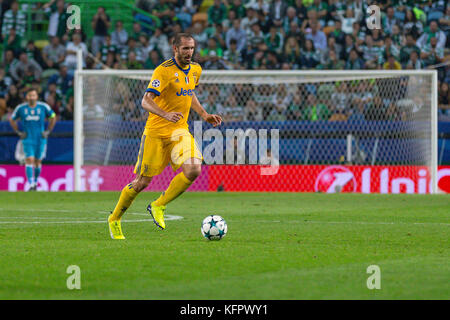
315,166,357,193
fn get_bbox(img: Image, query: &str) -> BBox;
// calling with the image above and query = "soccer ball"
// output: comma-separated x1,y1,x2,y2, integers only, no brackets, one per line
201,215,227,240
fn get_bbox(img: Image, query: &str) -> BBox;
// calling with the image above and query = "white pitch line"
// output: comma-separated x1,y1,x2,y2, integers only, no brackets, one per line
0,207,183,225
256,220,450,226
0,215,183,225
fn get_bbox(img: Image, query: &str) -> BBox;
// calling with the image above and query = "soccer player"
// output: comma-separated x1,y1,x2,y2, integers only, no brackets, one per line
108,33,222,239
9,88,56,191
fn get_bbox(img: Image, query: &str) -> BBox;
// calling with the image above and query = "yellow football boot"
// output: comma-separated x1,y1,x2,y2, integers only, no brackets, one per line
148,202,166,230
108,214,125,239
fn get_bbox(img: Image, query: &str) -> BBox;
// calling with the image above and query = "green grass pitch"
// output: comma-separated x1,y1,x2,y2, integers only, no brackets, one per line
0,191,448,300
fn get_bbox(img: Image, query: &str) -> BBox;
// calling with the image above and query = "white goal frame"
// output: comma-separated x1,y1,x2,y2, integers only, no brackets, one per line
74,65,438,193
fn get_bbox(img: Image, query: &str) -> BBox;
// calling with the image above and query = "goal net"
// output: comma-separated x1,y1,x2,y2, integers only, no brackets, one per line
74,70,438,194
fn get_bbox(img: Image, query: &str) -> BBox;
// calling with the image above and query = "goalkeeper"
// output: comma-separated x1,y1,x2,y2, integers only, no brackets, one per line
9,88,56,191
108,33,222,239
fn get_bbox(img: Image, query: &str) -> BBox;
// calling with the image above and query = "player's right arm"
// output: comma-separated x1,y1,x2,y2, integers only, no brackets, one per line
141,92,183,123
9,106,26,139
142,66,183,123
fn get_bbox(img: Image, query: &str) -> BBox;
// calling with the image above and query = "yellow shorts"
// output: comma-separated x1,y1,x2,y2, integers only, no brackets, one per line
133,130,203,177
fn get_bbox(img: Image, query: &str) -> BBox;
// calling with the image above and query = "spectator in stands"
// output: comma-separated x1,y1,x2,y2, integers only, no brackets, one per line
4,27,21,55
300,39,319,69
406,50,424,70
144,50,162,69
121,38,144,63
329,19,345,47
359,34,382,69
110,20,128,50
42,36,66,69
208,0,228,26
91,6,111,55
330,82,350,121
365,95,387,121
382,6,398,35
229,0,246,19
152,0,177,31
5,84,22,115
268,0,288,28
10,52,43,83
302,93,329,121
226,19,247,53
282,6,299,35
200,37,223,62
383,53,402,70
204,50,228,70
48,64,73,95
244,99,263,121
399,33,420,67
379,35,400,66
0,69,11,119
417,20,446,50
390,23,404,48
265,25,284,54
286,93,304,120
126,51,143,70
420,36,444,67
223,39,243,69
1,0,25,38
283,36,302,69
317,49,345,70
246,0,269,14
337,6,363,35
241,7,258,34
96,34,117,64
222,94,244,121
25,40,45,69
248,22,265,49
64,33,87,70
402,8,423,39
149,27,171,59
44,0,69,38
305,19,327,52
438,81,450,119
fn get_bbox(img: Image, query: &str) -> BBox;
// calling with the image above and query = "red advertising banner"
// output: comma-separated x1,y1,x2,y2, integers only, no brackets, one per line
1,164,449,193
208,165,450,194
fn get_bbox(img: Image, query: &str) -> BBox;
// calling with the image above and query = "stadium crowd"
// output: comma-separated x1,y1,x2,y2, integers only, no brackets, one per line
0,0,449,123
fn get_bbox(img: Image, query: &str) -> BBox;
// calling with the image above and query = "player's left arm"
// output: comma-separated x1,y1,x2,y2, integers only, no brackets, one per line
42,113,56,139
191,93,222,127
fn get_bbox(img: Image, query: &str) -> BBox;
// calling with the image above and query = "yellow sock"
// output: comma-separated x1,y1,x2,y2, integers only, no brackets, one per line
110,183,139,221
153,172,193,207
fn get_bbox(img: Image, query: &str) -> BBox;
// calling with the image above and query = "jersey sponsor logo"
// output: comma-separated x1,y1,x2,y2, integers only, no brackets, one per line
152,79,160,88
176,88,194,97
25,115,41,121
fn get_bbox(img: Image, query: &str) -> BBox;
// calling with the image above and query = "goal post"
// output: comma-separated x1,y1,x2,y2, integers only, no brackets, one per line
73,69,438,193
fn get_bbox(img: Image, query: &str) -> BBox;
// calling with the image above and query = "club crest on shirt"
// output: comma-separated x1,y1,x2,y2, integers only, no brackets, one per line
152,79,160,88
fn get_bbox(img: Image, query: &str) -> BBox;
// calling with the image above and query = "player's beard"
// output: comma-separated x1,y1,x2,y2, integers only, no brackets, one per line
176,51,191,67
